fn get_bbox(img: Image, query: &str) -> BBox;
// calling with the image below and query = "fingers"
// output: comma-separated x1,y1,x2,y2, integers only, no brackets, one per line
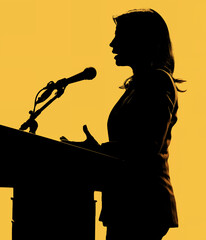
60,136,68,141
60,125,98,146
83,125,93,139
60,126,99,150
60,136,69,143
83,125,100,147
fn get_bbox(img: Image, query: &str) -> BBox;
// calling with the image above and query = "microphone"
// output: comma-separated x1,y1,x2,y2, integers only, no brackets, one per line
36,67,97,104
55,67,97,89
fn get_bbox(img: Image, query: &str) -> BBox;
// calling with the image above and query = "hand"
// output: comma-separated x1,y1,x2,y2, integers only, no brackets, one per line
60,125,100,150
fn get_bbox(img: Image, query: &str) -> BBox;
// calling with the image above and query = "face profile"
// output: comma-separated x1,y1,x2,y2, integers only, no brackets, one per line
110,25,144,68
110,26,134,67
109,9,176,76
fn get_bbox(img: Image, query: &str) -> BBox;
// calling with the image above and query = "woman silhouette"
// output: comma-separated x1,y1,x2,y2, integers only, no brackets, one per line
61,8,183,240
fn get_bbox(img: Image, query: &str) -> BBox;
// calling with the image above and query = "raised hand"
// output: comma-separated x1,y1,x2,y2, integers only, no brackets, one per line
60,125,100,150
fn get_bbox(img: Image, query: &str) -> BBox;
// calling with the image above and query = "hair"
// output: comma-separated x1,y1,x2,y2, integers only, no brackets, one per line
113,9,185,92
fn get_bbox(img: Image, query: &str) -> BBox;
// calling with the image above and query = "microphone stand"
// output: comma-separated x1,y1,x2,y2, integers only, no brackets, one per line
19,68,96,134
19,82,66,134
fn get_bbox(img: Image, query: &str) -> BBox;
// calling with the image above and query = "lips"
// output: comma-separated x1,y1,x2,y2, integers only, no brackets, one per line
112,50,119,58
112,49,120,60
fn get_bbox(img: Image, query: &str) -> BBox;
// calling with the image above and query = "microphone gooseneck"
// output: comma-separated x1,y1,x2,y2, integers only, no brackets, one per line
36,67,97,104
20,67,97,134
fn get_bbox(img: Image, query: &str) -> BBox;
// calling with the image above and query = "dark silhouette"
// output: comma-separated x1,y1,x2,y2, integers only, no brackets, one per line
61,9,183,240
0,124,120,240
20,67,97,134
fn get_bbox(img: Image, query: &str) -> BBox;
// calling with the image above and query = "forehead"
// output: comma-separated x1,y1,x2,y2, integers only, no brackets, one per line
115,22,136,36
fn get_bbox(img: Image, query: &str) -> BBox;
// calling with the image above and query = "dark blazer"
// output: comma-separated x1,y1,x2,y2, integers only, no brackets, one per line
100,69,178,228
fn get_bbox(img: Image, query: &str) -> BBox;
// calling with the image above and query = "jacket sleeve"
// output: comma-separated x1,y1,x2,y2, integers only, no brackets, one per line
141,70,178,154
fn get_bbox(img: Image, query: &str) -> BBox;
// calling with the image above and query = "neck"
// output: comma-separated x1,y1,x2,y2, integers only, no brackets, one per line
131,65,151,78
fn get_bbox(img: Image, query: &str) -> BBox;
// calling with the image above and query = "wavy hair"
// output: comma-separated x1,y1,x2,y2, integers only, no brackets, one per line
113,9,185,92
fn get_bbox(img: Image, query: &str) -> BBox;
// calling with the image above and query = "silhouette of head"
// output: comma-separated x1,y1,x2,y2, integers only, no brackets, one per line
110,9,174,74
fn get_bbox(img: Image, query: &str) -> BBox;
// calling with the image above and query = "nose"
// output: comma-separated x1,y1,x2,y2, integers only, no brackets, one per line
109,37,115,48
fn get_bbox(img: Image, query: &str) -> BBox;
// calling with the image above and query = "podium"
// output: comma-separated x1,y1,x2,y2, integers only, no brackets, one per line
0,124,120,240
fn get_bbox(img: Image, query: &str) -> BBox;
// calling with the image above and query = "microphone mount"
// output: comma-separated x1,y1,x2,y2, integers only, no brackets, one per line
19,81,65,134
19,67,96,134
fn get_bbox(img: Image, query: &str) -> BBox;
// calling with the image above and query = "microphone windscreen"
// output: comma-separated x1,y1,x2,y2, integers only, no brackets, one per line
83,67,97,80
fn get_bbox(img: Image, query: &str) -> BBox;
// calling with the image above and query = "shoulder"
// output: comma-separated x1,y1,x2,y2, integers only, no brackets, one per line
140,69,178,112
150,69,177,94
146,69,177,102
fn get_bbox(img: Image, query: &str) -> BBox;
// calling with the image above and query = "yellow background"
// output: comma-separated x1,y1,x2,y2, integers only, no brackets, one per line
0,0,205,239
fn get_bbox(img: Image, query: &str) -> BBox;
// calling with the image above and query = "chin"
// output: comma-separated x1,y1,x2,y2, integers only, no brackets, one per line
115,60,123,66
114,55,128,66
